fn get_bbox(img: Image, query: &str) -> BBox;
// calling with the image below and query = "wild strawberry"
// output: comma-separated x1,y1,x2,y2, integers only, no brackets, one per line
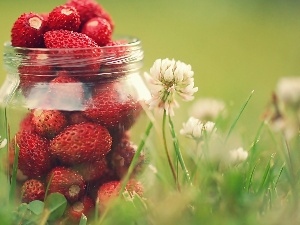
44,29,98,48
43,30,101,75
15,131,51,178
50,122,112,165
74,158,109,182
96,179,143,211
11,12,47,47
81,17,112,46
111,136,145,179
66,0,114,30
67,196,94,222
84,82,142,131
19,112,36,133
18,51,54,96
47,167,86,203
48,73,85,111
67,111,90,125
99,40,130,77
47,5,81,31
21,179,45,203
31,109,67,139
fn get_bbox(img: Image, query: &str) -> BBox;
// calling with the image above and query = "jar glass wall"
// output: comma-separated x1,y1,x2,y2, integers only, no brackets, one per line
0,37,149,221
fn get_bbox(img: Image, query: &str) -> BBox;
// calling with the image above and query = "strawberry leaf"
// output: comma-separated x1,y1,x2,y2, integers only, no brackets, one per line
44,193,67,221
28,200,44,215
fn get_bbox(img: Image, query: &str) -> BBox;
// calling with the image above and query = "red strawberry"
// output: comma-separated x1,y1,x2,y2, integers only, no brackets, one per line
19,113,36,133
15,131,51,178
31,109,67,138
47,167,86,203
81,17,112,46
50,122,112,165
74,158,109,182
111,136,145,179
18,51,54,96
67,111,90,125
8,139,28,182
21,179,45,203
67,196,94,222
48,73,85,111
84,82,142,131
96,179,143,211
44,29,98,48
11,12,47,47
47,5,81,31
43,30,102,76
66,0,114,30
99,40,130,77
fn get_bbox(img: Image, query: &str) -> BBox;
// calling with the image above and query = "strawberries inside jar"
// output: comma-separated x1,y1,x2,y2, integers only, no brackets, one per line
0,36,149,222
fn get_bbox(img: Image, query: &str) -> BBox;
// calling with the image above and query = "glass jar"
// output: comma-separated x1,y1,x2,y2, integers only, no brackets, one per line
0,37,149,223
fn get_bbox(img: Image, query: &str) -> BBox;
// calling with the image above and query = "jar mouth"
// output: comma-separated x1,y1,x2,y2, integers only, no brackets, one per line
3,36,143,79
3,36,141,51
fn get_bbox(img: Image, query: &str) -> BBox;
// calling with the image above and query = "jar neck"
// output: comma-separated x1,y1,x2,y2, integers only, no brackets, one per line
3,36,143,78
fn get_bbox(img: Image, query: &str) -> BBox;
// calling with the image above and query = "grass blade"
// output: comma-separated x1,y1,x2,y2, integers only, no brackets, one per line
225,90,254,142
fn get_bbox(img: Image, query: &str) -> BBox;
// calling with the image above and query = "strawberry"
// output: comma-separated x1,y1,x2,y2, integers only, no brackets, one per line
47,5,81,31
50,122,112,165
66,0,114,30
67,111,90,125
44,29,98,49
18,51,54,96
84,82,142,131
74,158,109,182
48,73,85,111
96,179,143,211
19,112,36,133
15,130,51,178
21,179,45,203
11,12,47,47
81,17,112,46
67,196,94,222
31,109,67,138
47,167,86,203
111,136,145,179
43,30,102,76
99,40,130,77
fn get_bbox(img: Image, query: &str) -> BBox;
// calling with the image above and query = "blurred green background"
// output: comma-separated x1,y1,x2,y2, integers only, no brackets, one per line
1,0,300,137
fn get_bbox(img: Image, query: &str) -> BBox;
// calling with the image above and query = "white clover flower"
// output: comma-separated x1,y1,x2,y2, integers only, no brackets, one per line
144,58,198,116
180,117,215,140
276,77,300,107
190,98,226,121
229,147,248,164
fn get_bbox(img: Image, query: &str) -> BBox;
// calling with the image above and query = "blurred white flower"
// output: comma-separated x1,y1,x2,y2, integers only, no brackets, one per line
180,117,215,140
190,98,226,121
229,147,248,164
144,58,198,116
276,77,300,107
0,136,7,149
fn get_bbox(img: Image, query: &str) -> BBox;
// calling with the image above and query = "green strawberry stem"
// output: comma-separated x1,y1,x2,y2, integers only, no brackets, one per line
168,114,192,186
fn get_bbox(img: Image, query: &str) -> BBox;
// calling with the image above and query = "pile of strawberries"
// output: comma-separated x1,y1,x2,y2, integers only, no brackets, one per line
8,0,145,223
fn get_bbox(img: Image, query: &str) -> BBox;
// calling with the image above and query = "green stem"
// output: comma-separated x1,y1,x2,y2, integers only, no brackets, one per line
120,121,153,193
99,121,154,225
168,114,192,186
162,110,178,186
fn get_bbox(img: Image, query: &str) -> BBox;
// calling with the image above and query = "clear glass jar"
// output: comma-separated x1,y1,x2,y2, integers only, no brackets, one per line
0,37,149,223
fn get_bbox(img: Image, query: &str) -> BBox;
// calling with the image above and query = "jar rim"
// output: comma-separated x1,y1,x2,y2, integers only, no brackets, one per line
3,35,141,51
